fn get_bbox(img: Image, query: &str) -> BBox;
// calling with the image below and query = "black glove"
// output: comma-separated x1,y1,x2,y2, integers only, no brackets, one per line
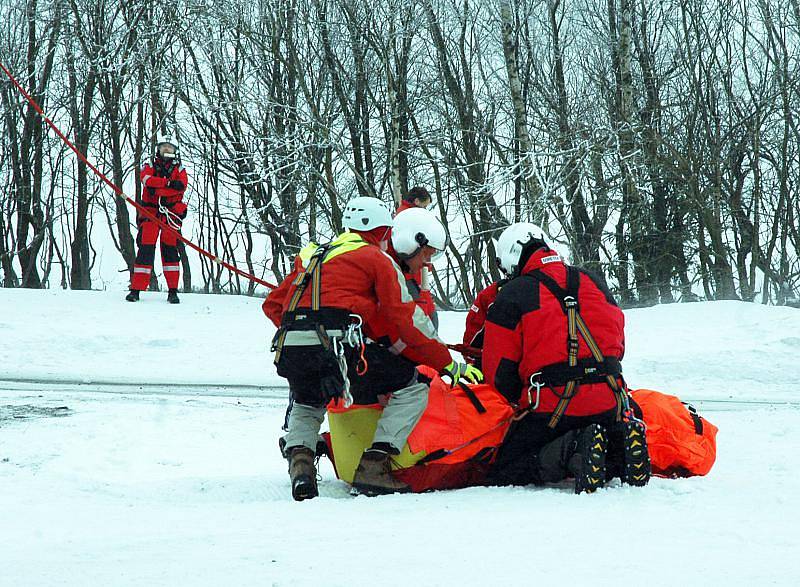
167,179,185,190
319,351,345,402
173,202,188,219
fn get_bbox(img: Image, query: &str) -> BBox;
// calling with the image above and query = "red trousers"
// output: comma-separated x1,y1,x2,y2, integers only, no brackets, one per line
131,219,180,290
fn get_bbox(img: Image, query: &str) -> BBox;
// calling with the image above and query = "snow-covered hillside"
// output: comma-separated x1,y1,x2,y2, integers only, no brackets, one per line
1,290,799,585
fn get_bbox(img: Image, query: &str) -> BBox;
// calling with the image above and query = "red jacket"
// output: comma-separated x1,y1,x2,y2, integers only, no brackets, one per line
262,231,452,371
483,248,625,416
140,158,188,216
463,281,503,348
396,200,417,214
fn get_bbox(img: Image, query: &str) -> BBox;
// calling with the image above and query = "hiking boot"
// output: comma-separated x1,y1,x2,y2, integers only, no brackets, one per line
352,449,411,496
167,288,180,304
280,435,328,460
537,429,580,484
620,420,651,487
287,446,318,501
125,290,139,302
567,424,608,494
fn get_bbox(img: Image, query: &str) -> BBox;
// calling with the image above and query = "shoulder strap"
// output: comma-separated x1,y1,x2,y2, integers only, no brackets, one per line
287,244,329,313
529,266,626,427
683,402,704,435
272,244,330,363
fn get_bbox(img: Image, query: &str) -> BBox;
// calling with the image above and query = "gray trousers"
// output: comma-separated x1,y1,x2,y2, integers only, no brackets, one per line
284,376,429,453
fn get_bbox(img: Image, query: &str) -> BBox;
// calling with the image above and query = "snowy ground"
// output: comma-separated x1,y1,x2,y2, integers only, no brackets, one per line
1,289,799,586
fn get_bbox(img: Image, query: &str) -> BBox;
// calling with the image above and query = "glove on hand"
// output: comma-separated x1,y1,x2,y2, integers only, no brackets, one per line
319,352,345,402
172,201,188,219
167,179,185,191
441,361,483,387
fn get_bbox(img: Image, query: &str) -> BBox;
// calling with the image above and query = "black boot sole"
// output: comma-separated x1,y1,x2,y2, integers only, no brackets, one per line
292,475,319,501
621,420,651,487
571,424,608,494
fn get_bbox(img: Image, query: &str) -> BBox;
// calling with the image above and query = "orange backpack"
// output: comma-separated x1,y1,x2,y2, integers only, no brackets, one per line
629,389,718,477
324,367,514,492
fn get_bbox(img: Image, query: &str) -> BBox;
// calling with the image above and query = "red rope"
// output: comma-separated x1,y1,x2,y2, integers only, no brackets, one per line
0,60,277,290
446,343,482,359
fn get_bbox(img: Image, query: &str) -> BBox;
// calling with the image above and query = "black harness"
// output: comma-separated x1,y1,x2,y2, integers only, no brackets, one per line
271,244,334,364
527,266,628,428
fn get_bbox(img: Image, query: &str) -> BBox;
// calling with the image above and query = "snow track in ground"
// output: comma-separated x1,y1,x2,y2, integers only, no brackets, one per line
1,387,799,586
0,379,287,400
2,290,800,585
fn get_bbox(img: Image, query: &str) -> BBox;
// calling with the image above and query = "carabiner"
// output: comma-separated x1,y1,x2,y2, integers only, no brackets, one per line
527,372,544,410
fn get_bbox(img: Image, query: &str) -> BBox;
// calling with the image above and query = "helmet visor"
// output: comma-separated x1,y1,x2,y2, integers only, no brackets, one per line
430,248,445,261
413,244,444,263
416,234,448,262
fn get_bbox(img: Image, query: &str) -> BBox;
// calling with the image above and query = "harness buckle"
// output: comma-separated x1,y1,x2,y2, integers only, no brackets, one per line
563,295,577,309
270,326,285,352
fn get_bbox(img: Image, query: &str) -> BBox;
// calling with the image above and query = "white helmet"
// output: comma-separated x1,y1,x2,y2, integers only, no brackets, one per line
391,208,448,260
342,197,393,231
156,135,179,160
496,222,549,276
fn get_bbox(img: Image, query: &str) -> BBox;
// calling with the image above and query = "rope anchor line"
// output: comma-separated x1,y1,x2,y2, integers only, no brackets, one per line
0,59,276,290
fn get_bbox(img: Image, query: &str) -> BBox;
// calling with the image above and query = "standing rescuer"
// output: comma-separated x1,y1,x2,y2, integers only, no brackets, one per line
262,197,482,500
482,223,650,493
126,136,188,304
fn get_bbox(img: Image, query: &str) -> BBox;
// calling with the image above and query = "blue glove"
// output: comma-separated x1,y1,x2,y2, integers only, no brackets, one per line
441,361,484,386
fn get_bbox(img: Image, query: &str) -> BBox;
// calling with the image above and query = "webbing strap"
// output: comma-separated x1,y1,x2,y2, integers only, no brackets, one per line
548,282,580,428
683,402,704,435
273,245,329,364
457,381,487,414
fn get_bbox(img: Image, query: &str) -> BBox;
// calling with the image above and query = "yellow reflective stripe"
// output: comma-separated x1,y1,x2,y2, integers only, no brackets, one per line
298,242,320,266
298,233,370,267
322,233,369,262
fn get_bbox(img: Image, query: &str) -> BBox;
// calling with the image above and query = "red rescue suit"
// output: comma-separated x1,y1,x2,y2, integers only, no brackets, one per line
463,280,504,349
131,158,188,291
483,248,625,418
262,230,451,372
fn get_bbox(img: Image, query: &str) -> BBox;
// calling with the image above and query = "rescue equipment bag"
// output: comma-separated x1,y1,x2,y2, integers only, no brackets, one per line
629,388,718,477
325,367,514,492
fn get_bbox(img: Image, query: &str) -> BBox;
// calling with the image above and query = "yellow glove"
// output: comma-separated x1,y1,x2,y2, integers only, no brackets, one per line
441,361,484,386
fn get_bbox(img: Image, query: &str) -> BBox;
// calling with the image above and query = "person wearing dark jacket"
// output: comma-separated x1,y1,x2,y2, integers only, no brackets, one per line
482,223,650,493
126,136,188,304
263,198,481,500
